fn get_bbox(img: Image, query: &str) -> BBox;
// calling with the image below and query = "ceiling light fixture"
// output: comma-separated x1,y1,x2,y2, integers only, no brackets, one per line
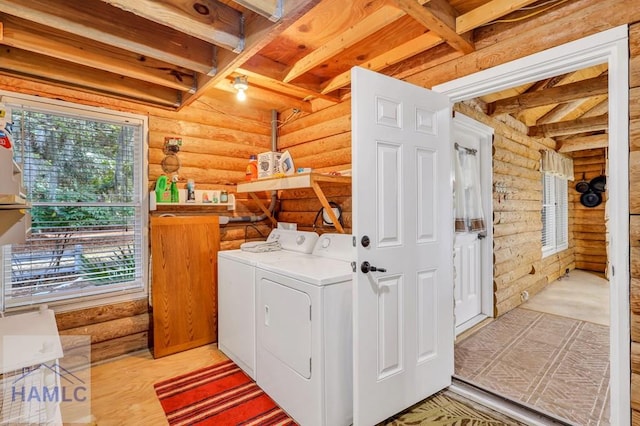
233,75,249,101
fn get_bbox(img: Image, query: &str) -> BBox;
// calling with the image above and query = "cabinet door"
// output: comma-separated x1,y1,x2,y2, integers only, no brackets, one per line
151,215,219,358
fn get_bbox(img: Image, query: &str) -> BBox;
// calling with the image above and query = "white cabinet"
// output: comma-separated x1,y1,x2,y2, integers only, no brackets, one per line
0,307,63,425
0,128,30,247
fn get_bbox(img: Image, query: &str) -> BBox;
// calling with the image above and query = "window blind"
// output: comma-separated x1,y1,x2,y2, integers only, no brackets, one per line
2,99,146,308
541,173,568,257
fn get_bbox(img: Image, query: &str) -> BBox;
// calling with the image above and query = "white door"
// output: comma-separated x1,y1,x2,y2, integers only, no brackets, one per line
352,66,454,426
452,114,493,332
453,232,482,326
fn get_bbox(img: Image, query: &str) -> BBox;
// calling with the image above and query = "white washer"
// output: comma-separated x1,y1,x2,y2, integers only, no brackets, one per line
218,229,318,379
255,233,353,426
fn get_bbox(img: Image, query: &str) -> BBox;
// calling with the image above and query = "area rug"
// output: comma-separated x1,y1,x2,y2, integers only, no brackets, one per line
154,359,296,426
455,307,610,425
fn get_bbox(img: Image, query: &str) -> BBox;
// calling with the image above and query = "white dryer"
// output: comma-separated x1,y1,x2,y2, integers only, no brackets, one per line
255,233,353,426
217,229,318,379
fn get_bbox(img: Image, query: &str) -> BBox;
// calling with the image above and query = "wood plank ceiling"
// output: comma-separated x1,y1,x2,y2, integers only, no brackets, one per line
0,0,608,150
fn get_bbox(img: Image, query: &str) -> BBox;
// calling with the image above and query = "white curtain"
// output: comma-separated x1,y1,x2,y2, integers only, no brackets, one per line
541,149,574,181
454,146,485,233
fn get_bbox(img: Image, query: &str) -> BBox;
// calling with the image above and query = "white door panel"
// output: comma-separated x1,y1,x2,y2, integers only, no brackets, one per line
352,66,454,426
452,114,494,330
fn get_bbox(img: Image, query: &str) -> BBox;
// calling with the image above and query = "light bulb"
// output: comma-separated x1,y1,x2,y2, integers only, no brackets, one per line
236,89,247,101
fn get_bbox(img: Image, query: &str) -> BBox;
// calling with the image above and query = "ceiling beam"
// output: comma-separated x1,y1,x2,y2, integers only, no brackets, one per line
99,0,243,52
528,114,608,137
0,47,180,107
558,134,609,153
236,68,339,103
536,94,608,125
392,0,474,54
233,0,282,21
489,74,608,116
321,31,443,94
283,5,406,83
456,0,541,34
180,0,321,109
216,77,313,113
0,0,217,74
0,14,195,92
582,98,609,118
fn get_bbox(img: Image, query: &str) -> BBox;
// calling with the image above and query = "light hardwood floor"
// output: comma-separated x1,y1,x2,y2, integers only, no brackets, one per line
89,344,226,426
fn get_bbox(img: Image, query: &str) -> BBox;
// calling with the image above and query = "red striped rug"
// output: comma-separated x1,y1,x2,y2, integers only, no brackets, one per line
154,359,297,426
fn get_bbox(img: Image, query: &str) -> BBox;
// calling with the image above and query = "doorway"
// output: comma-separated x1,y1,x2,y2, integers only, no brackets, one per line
452,113,493,335
434,25,629,425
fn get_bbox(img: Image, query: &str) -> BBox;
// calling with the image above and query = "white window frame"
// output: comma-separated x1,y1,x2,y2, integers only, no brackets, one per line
0,91,149,312
541,172,568,258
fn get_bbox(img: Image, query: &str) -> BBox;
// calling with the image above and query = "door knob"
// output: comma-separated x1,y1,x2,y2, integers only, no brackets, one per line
361,261,386,273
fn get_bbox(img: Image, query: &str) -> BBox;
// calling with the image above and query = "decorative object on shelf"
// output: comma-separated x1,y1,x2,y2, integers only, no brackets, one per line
220,190,228,203
161,137,182,173
233,75,249,101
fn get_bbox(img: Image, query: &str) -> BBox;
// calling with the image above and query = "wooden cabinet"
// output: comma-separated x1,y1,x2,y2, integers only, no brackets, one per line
150,216,219,358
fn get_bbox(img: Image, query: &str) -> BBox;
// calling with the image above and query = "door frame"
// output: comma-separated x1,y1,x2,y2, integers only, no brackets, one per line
452,113,494,334
434,25,630,425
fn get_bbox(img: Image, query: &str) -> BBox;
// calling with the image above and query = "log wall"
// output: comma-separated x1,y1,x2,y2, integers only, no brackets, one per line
0,77,276,359
277,101,352,233
570,148,608,272
453,103,575,316
629,21,640,423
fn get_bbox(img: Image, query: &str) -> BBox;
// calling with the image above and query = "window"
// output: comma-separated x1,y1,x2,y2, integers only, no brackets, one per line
1,93,147,309
541,172,568,257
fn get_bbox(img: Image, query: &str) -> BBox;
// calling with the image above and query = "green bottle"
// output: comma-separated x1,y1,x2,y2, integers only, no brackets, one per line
155,175,168,202
170,175,179,203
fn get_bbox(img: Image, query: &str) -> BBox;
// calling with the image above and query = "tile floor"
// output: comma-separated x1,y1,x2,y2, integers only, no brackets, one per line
455,269,610,425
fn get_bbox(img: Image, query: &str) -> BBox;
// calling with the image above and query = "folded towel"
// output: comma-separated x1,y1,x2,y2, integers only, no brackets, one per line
240,241,282,253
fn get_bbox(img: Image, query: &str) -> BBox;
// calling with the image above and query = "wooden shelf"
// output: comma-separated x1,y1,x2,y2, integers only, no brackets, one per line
0,193,28,209
236,172,351,193
149,191,235,211
237,173,352,233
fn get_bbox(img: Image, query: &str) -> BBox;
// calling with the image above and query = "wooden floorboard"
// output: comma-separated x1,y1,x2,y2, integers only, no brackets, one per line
90,344,226,425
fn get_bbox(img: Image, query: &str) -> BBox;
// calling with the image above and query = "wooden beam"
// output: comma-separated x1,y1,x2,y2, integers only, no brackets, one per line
558,134,609,152
582,98,609,118
180,0,321,109
392,0,474,53
456,0,541,34
489,74,609,116
283,5,406,83
233,0,282,21
0,47,180,108
215,77,314,113
99,0,243,52
321,31,443,94
0,0,217,74
236,67,339,103
536,95,608,125
528,114,608,137
0,14,195,92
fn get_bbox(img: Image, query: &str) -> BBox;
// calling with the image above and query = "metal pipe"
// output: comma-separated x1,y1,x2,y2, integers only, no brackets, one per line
228,109,278,223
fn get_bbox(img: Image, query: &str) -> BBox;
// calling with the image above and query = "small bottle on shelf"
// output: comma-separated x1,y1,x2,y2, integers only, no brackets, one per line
170,175,179,203
186,179,195,202
220,190,228,203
